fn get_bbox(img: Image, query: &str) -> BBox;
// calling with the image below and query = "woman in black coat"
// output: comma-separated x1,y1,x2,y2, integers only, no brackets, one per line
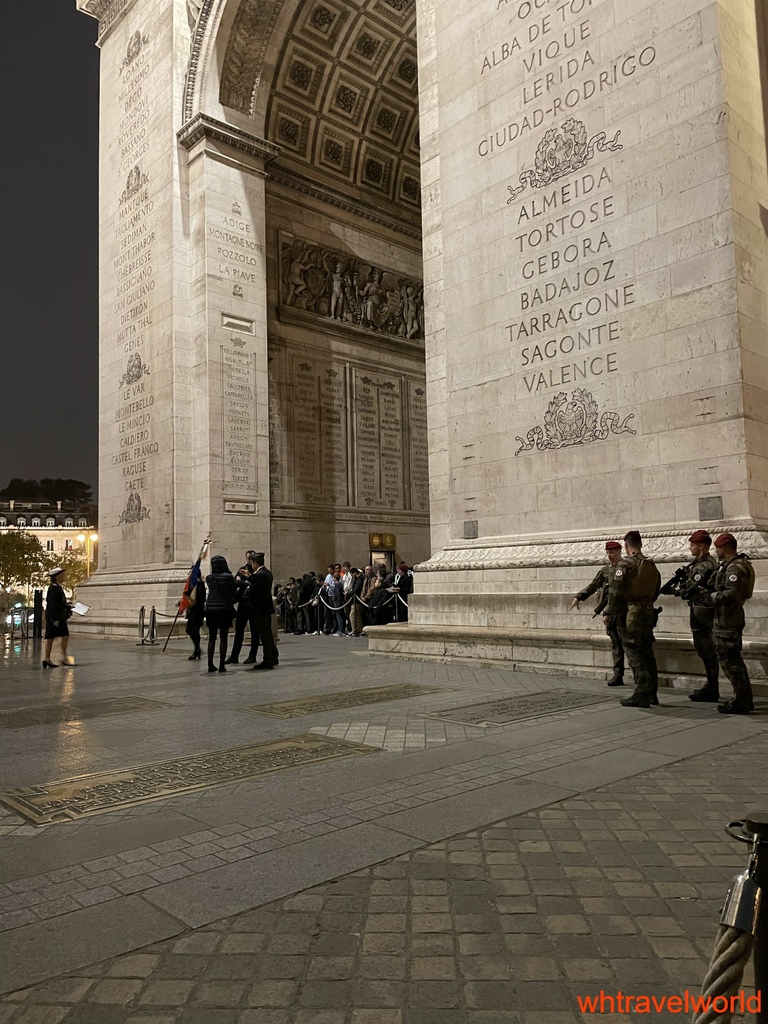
204,555,240,673
43,567,72,668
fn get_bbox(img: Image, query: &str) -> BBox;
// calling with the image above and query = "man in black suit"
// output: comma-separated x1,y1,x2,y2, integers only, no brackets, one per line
246,552,278,670
226,550,257,664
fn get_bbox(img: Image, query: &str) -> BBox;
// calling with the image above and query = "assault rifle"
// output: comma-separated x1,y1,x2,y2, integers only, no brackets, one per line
659,567,687,597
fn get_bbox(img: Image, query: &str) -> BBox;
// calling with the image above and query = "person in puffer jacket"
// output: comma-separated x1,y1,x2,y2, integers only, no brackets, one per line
204,555,241,673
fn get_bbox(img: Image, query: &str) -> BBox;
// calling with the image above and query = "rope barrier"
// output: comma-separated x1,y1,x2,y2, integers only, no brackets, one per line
692,817,766,1024
279,583,409,614
284,588,398,635
172,580,406,639
312,591,402,611
693,926,754,1024
317,593,356,611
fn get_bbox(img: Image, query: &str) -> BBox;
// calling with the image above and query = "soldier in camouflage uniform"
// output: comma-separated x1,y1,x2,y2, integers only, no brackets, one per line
694,533,755,715
570,541,625,686
604,531,662,708
678,530,720,702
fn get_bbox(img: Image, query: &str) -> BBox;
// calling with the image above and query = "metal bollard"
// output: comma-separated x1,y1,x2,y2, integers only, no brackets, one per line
33,590,43,639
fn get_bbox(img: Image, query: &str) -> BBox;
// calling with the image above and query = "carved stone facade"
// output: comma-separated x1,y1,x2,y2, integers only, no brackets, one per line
374,0,768,665
219,0,284,114
78,0,767,678
268,348,428,515
260,0,420,225
280,233,424,341
77,0,428,631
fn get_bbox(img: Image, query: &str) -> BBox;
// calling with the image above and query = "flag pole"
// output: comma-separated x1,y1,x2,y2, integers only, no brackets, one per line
163,535,211,655
161,608,181,654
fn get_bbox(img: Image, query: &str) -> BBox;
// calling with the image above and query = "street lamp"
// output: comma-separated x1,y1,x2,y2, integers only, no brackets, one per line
76,532,99,579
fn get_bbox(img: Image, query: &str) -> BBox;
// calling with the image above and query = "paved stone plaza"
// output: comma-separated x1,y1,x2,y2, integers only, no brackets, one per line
0,632,766,1021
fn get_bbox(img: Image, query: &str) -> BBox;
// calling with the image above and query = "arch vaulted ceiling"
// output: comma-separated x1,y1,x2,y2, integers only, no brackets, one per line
219,0,421,229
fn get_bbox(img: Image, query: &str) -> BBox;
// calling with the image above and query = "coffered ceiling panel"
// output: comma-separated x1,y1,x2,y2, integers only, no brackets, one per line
263,0,420,225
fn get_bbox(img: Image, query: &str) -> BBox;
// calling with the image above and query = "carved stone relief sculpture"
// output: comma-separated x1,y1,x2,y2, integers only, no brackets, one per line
280,236,424,340
118,492,151,525
515,389,636,456
507,118,623,203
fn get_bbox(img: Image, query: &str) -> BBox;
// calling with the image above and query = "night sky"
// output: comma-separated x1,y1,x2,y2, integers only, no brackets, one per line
1,1,100,493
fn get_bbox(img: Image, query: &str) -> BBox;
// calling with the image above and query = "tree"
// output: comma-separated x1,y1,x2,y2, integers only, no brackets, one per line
40,479,94,504
0,589,26,616
0,532,47,594
0,533,90,605
0,478,94,504
0,478,42,499
45,548,90,596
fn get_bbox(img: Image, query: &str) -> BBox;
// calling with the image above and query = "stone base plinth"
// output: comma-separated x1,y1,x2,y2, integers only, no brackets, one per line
392,525,768,691
73,567,189,638
364,624,768,695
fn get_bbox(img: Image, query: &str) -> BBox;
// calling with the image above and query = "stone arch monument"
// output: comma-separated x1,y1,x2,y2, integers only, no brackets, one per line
79,0,767,686
78,0,431,624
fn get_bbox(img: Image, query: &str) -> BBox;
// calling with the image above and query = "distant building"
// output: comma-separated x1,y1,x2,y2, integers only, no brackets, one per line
0,499,98,558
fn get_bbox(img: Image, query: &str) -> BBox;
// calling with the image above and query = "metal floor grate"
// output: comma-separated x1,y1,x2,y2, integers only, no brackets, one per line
0,734,379,824
0,695,176,730
419,689,614,727
241,683,448,718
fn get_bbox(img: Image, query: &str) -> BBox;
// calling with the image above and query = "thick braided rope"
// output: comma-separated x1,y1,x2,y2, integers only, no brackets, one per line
692,925,754,1024
317,593,396,611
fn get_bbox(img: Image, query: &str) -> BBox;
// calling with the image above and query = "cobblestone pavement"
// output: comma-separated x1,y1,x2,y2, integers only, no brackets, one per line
1,633,765,1002
0,735,763,1024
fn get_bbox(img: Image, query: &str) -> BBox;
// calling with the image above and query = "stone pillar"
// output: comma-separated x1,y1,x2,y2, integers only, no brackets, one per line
76,0,274,628
370,0,768,680
177,114,277,565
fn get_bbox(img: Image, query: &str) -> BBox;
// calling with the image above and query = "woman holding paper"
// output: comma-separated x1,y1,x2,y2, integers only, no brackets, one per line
43,567,73,668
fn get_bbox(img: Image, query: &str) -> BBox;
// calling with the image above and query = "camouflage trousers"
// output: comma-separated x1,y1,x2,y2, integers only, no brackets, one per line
689,606,719,692
618,619,658,698
606,618,625,681
713,627,753,707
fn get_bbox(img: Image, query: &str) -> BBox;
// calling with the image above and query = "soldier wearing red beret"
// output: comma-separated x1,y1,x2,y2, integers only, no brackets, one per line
693,534,756,714
569,541,626,687
604,531,662,708
676,531,720,702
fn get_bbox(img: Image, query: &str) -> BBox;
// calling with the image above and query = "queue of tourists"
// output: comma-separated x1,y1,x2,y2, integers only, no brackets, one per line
274,561,414,637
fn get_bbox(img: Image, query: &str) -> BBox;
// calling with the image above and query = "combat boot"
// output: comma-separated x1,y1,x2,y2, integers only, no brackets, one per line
717,699,753,716
620,694,651,708
689,688,719,702
607,676,624,687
